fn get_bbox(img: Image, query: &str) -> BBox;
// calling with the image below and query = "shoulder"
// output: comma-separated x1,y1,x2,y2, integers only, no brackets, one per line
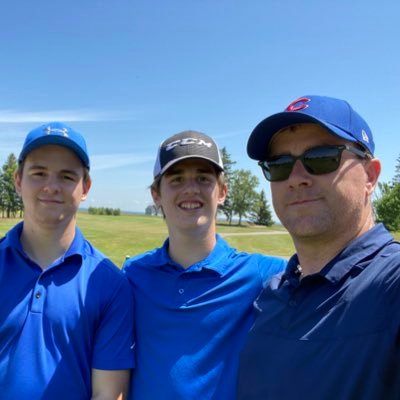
122,247,162,273
248,253,287,283
227,245,287,270
219,240,286,282
374,244,400,280
80,240,126,282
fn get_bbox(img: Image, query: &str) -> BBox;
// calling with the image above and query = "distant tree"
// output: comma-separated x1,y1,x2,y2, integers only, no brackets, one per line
145,204,159,216
249,189,273,226
393,154,400,185
88,206,120,216
219,147,236,223
0,154,21,218
374,182,400,231
229,169,259,226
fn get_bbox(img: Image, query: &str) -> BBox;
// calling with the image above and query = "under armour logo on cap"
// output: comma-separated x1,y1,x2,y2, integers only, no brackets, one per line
44,126,69,137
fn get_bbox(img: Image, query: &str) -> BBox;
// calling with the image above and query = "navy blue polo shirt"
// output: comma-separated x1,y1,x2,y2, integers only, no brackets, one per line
238,224,400,400
0,222,135,400
123,234,286,400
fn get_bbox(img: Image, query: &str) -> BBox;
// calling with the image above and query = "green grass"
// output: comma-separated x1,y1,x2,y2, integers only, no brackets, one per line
1,212,398,267
74,213,295,266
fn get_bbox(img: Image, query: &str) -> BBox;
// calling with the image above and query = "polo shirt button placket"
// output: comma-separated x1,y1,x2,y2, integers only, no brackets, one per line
31,278,46,313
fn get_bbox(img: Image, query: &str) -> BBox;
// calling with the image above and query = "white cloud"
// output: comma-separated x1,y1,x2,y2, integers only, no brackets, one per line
0,109,135,123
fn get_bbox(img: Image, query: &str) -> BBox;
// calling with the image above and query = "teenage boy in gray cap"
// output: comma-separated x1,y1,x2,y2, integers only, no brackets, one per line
123,130,286,400
237,95,400,399
0,122,134,399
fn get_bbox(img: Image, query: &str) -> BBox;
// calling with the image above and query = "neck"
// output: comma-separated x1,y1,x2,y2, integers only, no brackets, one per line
294,219,375,276
168,229,217,269
21,219,76,269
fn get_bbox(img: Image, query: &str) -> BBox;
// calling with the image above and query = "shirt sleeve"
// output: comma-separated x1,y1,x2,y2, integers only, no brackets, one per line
92,274,135,370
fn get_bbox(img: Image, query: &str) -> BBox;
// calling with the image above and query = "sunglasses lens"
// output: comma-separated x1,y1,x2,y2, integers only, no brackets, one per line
304,147,341,175
264,155,295,181
260,146,345,182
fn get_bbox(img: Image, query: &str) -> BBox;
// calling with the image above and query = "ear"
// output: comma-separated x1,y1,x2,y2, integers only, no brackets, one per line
365,158,381,195
151,186,162,208
14,170,22,196
217,183,228,205
81,178,92,201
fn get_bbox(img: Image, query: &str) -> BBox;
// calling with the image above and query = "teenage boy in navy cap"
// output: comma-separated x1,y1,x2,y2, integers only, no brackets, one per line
237,95,400,399
123,130,286,400
0,122,134,399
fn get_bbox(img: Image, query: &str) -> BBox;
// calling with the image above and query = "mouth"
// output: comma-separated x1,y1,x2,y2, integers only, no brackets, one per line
38,198,63,205
178,201,202,210
288,198,322,206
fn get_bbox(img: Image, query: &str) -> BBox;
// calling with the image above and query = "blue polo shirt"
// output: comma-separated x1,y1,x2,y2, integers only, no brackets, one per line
0,222,135,400
123,234,286,400
238,224,400,400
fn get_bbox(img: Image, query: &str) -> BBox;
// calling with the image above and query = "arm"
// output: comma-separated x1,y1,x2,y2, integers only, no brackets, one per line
91,368,130,400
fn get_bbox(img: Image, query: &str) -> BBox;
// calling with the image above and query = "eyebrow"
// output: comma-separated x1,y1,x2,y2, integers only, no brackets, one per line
27,164,80,177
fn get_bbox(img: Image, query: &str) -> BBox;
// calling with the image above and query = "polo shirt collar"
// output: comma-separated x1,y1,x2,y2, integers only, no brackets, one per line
158,234,232,275
2,221,85,260
283,224,393,285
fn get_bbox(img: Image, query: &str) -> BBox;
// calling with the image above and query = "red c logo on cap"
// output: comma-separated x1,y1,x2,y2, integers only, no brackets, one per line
286,97,310,112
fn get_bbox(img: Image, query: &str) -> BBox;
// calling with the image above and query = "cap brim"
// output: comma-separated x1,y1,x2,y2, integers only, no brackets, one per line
247,112,359,160
155,155,224,178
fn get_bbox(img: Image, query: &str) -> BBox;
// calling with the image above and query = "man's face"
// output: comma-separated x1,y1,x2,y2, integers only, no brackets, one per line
152,158,227,235
14,144,91,228
268,123,379,243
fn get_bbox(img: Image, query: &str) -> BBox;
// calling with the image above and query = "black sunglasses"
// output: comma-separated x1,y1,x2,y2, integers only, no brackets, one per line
258,144,370,182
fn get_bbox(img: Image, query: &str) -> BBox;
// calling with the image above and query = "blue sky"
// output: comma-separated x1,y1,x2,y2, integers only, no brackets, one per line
1,1,399,219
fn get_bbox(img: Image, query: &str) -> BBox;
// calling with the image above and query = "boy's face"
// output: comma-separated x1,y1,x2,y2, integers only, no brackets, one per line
14,144,91,228
152,158,227,235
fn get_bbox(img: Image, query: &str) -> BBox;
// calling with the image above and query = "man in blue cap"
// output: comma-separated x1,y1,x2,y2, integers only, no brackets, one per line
0,122,134,399
237,95,400,399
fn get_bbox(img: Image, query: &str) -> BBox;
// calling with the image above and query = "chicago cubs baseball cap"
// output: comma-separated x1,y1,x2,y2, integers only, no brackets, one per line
18,122,90,169
247,95,375,160
153,130,224,178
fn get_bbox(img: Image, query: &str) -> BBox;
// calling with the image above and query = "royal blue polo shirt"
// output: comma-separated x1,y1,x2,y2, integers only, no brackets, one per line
123,234,286,400
238,224,400,400
0,222,135,400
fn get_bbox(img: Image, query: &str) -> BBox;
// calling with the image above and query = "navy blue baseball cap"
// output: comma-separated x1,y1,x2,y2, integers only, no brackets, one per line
18,122,90,169
247,95,375,160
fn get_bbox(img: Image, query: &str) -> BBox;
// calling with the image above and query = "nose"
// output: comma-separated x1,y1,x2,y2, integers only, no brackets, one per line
287,160,312,187
183,177,200,194
42,175,61,193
